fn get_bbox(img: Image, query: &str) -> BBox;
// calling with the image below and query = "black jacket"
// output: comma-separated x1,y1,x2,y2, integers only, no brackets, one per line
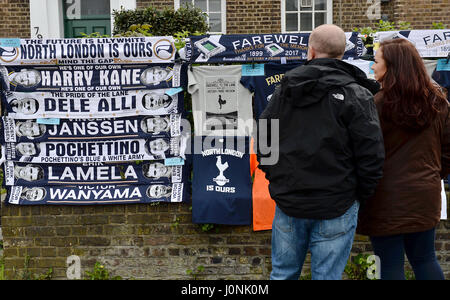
257,58,385,219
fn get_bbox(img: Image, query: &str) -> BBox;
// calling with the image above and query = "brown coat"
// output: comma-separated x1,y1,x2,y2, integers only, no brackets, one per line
357,93,450,237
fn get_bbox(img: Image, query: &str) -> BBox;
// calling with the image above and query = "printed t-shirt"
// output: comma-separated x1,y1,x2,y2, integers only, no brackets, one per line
433,69,450,101
240,62,302,119
192,136,252,225
188,65,253,136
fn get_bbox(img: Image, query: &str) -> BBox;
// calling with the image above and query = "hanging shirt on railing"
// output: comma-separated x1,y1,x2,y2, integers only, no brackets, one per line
188,65,253,137
240,62,303,119
192,136,252,225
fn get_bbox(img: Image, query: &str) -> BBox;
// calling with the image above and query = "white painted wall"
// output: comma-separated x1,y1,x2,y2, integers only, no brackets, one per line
29,0,137,39
110,0,137,34
29,0,64,39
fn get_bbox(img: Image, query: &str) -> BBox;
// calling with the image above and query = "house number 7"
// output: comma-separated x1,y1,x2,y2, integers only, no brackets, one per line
34,27,43,39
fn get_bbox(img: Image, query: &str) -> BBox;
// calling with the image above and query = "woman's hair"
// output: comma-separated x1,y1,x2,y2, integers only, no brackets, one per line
378,38,447,131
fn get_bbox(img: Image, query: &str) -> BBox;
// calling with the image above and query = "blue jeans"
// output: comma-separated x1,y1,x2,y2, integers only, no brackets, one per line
370,227,444,280
270,201,359,280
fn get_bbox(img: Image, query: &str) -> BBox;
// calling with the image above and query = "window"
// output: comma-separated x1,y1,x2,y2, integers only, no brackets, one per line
281,0,332,33
175,0,226,34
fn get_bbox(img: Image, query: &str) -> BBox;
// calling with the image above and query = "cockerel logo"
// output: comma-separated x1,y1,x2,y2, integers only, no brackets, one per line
213,156,230,186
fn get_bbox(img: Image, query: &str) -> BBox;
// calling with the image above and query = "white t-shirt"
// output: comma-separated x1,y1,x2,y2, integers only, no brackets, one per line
188,65,253,137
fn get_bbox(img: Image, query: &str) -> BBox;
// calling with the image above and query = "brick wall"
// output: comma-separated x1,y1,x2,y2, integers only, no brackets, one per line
132,0,450,33
436,219,450,278
226,0,281,34
137,0,173,9
0,0,30,38
2,198,449,279
1,1,449,40
390,0,450,29
0,0,449,280
136,0,281,34
333,0,396,31
0,202,273,279
333,0,449,31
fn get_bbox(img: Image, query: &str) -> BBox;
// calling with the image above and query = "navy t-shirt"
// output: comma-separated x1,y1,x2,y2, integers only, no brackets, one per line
432,69,450,101
240,62,303,119
192,136,252,225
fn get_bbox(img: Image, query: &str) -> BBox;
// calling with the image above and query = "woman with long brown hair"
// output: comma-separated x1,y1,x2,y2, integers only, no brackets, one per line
357,38,450,280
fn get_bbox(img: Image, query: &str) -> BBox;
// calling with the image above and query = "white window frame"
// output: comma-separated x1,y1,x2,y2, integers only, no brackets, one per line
174,0,227,34
281,0,333,33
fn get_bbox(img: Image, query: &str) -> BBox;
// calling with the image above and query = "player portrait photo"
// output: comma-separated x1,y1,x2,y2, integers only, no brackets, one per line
146,184,172,199
15,120,46,139
140,66,173,86
146,138,170,159
9,68,41,88
14,164,44,182
16,142,40,156
142,92,173,111
9,97,39,115
140,116,170,134
20,187,46,202
142,161,173,180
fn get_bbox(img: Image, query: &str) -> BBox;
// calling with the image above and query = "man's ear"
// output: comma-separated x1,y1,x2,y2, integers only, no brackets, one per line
307,45,315,61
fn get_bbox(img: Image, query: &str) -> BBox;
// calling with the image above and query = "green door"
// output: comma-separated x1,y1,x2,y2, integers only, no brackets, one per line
63,0,111,38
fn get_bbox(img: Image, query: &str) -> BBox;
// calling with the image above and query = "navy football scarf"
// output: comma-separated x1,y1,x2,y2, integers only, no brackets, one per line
4,136,188,163
1,114,183,143
2,160,188,186
6,182,188,205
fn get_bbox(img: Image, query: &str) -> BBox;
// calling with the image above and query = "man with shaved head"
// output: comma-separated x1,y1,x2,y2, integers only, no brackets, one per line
308,24,347,59
257,24,385,280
